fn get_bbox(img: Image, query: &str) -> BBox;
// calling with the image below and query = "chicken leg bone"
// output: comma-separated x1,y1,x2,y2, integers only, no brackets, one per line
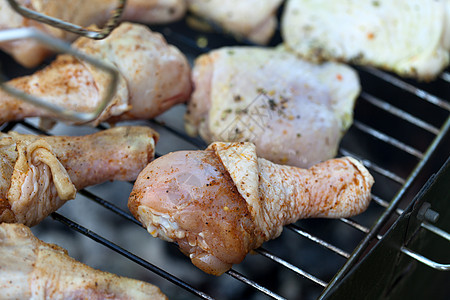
128,142,374,275
0,125,158,226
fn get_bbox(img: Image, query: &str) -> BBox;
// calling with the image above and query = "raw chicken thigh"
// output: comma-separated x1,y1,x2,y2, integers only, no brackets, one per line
0,0,187,67
0,126,158,227
187,0,283,44
0,22,192,126
0,223,168,299
185,46,360,168
281,0,450,80
129,142,374,275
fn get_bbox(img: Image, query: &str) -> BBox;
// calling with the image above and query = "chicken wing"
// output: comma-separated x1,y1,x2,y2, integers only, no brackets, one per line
0,0,187,67
187,0,283,44
0,126,158,227
0,223,168,299
281,0,450,81
0,22,192,126
128,142,373,275
185,46,360,168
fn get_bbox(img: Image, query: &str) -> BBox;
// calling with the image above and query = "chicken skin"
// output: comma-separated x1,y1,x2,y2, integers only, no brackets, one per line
185,46,360,168
0,223,168,299
281,0,450,80
0,22,192,126
0,0,187,67
128,142,374,275
187,0,283,44
0,126,158,227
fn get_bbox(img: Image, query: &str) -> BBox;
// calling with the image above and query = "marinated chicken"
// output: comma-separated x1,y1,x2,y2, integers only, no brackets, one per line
128,142,374,275
0,223,168,299
281,0,450,80
0,0,187,67
0,126,158,227
0,22,192,126
185,46,360,168
187,0,283,44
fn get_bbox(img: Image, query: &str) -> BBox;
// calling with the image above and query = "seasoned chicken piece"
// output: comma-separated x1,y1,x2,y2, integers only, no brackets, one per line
281,0,450,81
129,142,374,275
0,0,187,67
185,46,360,168
0,126,158,227
0,223,168,299
187,0,283,44
0,22,192,126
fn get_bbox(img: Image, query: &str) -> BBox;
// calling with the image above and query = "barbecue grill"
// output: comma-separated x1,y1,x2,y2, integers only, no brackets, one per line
1,2,449,299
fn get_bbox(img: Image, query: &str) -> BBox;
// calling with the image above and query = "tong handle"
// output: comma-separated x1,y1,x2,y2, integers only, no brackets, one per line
6,0,127,39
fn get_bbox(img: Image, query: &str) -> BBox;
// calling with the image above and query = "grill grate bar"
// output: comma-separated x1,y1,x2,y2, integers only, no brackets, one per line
78,189,141,225
17,120,50,135
339,217,370,234
352,120,424,159
371,194,404,216
440,72,450,82
0,120,19,132
287,224,350,259
226,269,287,300
359,91,440,135
421,222,450,242
149,119,208,149
359,66,450,111
255,248,328,287
50,212,216,300
339,148,406,185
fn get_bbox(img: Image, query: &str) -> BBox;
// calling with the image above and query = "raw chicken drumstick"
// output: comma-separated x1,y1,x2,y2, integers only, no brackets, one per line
0,0,187,67
128,142,374,275
187,0,283,45
0,223,168,299
0,126,158,227
281,0,450,80
0,22,192,126
185,46,360,168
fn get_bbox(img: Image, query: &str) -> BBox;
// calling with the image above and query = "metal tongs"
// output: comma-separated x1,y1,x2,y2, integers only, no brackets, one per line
0,0,127,123
6,0,127,40
0,28,119,123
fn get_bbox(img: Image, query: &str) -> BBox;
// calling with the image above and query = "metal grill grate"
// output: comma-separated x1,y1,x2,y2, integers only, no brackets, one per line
1,18,450,300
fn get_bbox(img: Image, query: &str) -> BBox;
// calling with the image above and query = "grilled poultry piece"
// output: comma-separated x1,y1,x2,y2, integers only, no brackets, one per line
128,142,374,275
0,22,192,126
187,0,283,44
0,223,168,299
185,46,360,168
0,0,187,67
281,0,450,81
0,126,158,227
